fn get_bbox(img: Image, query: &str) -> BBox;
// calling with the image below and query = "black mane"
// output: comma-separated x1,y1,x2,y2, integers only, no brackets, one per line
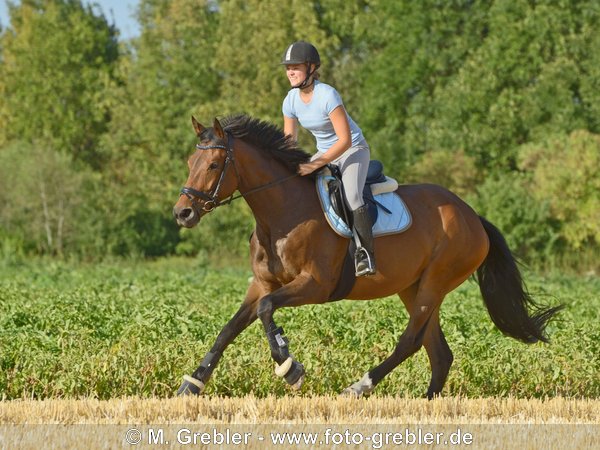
220,114,312,174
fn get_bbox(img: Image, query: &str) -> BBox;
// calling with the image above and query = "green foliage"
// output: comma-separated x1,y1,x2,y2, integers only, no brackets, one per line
0,141,89,256
1,0,599,268
407,149,481,197
417,0,599,170
519,130,600,248
83,0,223,258
113,208,181,258
0,0,119,166
100,0,221,204
0,260,595,399
469,171,559,260
353,0,492,175
210,0,330,124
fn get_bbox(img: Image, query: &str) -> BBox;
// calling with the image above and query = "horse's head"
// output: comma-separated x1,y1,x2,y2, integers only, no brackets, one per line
173,116,239,228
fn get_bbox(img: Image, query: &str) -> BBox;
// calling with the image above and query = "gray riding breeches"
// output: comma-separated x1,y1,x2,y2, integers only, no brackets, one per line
313,141,371,210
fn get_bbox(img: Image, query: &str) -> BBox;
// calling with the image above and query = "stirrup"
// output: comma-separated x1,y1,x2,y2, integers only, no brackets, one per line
355,247,376,276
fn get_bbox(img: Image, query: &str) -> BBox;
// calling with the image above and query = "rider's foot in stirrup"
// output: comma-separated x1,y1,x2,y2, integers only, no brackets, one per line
355,247,376,276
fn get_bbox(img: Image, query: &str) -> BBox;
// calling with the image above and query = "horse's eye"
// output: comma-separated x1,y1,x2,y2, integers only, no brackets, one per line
208,162,219,170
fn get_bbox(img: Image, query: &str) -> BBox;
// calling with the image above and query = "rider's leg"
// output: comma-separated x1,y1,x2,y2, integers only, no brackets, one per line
333,143,375,276
352,204,376,275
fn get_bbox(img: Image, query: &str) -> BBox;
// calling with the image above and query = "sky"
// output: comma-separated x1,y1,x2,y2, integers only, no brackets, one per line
0,0,141,40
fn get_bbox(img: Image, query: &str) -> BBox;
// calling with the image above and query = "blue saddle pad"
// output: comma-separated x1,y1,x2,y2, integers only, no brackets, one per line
316,174,412,238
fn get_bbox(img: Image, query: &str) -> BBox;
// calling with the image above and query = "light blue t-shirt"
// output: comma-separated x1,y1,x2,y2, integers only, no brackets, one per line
282,81,365,153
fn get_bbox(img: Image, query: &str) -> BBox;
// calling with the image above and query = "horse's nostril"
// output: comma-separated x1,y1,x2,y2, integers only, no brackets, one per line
179,208,193,220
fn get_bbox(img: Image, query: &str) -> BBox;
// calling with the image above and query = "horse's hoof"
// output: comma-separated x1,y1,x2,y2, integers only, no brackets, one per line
284,360,305,387
177,375,205,396
340,373,373,398
340,387,361,398
291,373,305,391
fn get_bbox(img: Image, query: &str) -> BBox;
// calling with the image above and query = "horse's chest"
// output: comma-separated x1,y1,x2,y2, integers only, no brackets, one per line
253,220,323,285
254,233,303,284
271,236,301,279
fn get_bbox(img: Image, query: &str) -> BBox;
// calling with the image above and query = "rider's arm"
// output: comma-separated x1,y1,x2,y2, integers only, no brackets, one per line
284,115,298,141
298,105,351,175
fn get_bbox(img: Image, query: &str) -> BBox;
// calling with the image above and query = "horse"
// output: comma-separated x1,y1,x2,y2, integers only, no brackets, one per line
172,114,561,398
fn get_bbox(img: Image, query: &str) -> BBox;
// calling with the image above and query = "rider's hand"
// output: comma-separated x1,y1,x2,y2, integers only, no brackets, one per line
297,161,321,176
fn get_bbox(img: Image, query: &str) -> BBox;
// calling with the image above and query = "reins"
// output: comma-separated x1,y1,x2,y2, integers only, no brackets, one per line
226,173,299,203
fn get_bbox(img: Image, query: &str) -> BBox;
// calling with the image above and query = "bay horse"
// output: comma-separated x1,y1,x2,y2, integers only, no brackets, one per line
172,114,561,398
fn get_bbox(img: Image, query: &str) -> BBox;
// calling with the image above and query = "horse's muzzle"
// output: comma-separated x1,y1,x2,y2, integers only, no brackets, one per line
173,205,200,228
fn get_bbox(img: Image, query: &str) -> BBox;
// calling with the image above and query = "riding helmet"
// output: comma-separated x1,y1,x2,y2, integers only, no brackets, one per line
281,41,320,67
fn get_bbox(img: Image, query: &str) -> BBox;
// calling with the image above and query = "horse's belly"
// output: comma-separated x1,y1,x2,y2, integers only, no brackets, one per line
347,274,417,300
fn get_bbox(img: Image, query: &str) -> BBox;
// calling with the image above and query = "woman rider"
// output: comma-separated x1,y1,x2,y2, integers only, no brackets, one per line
281,41,376,276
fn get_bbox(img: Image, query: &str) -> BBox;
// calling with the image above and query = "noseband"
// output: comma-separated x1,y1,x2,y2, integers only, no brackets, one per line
180,133,299,213
180,134,238,212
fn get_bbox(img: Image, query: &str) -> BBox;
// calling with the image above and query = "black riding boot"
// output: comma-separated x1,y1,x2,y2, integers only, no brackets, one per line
352,205,376,276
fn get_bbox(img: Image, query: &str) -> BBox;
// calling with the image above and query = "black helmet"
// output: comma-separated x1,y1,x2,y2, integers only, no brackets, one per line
280,41,320,67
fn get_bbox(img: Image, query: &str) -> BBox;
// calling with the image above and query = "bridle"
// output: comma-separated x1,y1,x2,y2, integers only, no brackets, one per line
180,133,299,212
180,133,238,212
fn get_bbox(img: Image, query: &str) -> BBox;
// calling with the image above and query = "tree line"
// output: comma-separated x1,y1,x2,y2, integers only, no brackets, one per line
0,0,598,270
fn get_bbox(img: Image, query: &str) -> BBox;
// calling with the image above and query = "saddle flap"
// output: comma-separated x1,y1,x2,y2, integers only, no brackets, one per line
317,172,412,239
327,176,378,227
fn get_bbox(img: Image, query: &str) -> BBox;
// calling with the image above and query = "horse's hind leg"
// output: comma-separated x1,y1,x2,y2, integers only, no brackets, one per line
399,285,453,399
422,313,453,399
342,283,445,398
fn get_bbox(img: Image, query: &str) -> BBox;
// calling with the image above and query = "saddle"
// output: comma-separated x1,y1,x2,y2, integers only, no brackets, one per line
326,160,397,230
318,161,409,239
316,161,412,301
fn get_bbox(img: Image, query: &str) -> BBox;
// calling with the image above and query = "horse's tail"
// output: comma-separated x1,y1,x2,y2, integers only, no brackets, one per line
476,216,562,343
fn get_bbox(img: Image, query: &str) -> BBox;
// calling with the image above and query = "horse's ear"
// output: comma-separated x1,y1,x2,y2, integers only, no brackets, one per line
213,118,225,140
191,116,206,137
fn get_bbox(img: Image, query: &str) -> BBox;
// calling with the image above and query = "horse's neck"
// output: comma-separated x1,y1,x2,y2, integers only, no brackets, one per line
234,141,317,232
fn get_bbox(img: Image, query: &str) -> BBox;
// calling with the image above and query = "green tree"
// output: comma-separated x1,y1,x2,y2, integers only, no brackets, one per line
352,0,492,177
0,0,119,167
419,0,600,170
210,0,331,126
101,0,220,199
97,0,223,257
519,130,600,249
0,142,88,256
470,171,559,261
406,149,481,198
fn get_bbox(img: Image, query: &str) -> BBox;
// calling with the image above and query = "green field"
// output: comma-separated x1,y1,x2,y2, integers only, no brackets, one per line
0,259,598,400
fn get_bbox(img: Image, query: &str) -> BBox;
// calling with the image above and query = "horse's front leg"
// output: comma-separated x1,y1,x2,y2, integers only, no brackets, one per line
256,273,328,390
177,282,260,395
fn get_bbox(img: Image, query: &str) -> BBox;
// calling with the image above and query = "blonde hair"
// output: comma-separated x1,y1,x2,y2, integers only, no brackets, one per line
310,63,320,80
